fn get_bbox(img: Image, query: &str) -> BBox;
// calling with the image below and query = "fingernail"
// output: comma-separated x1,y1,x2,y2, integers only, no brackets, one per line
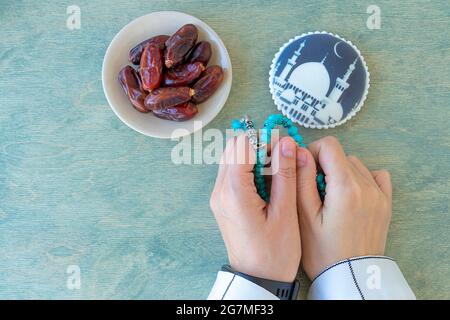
281,139,295,158
297,148,308,167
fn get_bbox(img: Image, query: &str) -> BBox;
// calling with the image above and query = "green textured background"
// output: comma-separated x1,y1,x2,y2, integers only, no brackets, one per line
0,0,449,299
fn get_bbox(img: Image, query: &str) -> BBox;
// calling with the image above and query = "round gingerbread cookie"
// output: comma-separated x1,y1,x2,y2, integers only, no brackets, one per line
269,31,370,129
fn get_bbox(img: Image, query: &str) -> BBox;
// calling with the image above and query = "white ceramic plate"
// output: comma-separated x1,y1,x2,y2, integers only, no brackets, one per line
102,11,232,139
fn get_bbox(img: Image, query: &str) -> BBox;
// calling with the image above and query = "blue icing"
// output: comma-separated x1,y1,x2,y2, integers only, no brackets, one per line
272,33,368,126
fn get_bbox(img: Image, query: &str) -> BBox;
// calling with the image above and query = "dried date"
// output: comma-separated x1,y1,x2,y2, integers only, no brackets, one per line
140,43,163,92
192,65,224,104
118,66,148,113
162,62,205,87
144,87,194,111
153,102,198,121
164,24,198,68
129,35,169,65
188,41,212,65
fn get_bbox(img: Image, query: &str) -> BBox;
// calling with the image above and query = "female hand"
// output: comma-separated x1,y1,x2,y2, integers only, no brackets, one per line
296,136,392,279
210,134,301,282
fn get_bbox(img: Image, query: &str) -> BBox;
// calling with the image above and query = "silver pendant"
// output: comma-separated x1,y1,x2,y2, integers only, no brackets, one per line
242,115,266,150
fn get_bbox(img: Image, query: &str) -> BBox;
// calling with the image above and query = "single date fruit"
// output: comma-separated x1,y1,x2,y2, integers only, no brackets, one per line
144,87,194,111
164,24,198,68
140,43,163,92
129,35,169,65
153,102,198,121
118,66,148,113
188,41,212,65
192,65,224,103
162,62,205,87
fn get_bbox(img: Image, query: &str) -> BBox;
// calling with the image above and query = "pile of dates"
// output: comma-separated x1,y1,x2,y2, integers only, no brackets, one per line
118,24,224,122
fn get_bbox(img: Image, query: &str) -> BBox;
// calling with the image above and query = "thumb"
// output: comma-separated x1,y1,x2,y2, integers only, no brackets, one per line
224,133,266,212
296,147,322,221
269,137,297,215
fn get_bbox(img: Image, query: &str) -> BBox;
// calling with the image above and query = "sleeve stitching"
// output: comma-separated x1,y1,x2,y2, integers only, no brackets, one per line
348,260,365,300
220,274,236,300
311,256,394,284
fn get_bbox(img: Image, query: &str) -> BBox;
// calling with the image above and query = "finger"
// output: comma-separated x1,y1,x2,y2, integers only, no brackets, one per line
224,134,265,209
213,136,237,193
308,136,351,183
254,127,279,177
347,155,375,182
296,146,322,220
268,137,297,217
371,170,392,200
210,136,237,215
267,128,280,158
228,133,256,175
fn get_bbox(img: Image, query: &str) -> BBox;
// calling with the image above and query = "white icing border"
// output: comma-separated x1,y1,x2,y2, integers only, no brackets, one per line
268,31,370,129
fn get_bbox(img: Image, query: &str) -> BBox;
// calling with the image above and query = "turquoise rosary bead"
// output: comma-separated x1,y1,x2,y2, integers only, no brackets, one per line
288,126,298,136
316,173,326,199
231,114,326,202
231,119,243,130
293,134,303,144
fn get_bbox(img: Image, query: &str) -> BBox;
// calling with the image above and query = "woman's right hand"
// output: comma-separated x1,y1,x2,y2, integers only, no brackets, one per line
296,136,393,279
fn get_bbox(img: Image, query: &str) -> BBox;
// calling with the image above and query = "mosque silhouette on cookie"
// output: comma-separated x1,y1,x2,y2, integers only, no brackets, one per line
273,40,358,126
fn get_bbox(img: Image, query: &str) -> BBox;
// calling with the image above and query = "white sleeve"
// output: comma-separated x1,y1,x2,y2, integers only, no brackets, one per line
307,256,416,300
208,271,279,300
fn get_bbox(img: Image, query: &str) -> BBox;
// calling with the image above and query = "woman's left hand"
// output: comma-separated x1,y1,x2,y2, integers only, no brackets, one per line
210,134,302,282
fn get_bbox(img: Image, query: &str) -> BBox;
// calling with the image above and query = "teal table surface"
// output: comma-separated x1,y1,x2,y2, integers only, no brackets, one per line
0,0,449,299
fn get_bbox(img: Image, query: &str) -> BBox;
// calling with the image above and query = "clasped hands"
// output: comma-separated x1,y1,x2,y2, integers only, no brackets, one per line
210,134,392,282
